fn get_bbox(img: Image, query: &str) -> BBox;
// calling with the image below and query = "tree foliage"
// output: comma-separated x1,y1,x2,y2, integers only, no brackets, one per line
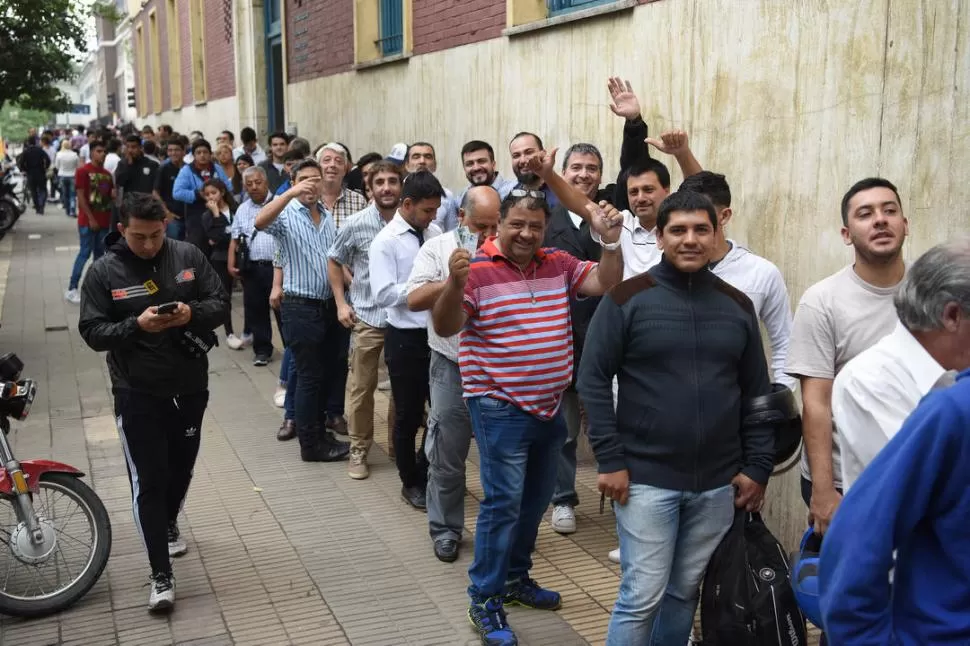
0,0,121,113
0,104,53,142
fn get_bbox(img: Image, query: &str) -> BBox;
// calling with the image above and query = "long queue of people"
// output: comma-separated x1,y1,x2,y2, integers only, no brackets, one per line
74,76,970,646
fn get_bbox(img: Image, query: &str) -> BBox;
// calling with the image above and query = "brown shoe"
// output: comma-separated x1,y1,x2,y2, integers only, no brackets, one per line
277,420,296,441
326,415,349,436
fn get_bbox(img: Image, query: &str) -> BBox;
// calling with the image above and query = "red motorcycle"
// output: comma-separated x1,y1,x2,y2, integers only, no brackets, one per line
0,353,111,617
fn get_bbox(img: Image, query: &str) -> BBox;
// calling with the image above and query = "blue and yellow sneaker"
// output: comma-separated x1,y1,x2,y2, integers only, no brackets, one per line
468,596,518,646
503,577,562,610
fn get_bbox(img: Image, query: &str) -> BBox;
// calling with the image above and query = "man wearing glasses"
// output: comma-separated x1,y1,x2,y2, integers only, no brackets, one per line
432,186,624,646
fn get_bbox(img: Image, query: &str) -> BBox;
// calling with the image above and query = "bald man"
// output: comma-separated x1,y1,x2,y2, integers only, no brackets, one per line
406,185,501,563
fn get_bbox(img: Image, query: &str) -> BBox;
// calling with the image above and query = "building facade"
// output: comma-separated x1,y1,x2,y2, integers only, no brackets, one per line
128,0,970,546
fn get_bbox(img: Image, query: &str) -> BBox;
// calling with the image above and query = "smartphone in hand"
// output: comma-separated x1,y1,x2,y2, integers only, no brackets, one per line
155,301,178,315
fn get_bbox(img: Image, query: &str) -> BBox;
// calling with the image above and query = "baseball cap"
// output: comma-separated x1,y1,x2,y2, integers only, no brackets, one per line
386,142,407,165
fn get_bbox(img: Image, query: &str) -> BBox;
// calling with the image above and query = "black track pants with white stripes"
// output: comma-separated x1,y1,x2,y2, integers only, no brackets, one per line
115,389,208,575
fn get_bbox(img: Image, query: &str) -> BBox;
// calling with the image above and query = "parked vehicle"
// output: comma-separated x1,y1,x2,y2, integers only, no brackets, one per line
0,352,112,617
0,165,26,237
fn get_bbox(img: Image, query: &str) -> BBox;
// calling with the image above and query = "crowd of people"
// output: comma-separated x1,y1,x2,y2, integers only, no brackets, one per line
69,76,970,646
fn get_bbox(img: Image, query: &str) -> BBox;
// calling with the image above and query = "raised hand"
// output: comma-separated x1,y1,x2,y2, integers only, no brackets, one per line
448,248,472,288
524,147,558,180
646,129,690,157
608,76,642,121
586,200,623,244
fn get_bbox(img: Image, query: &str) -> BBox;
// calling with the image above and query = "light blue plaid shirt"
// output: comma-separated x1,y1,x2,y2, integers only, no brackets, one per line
261,198,336,300
328,204,391,328
231,195,276,262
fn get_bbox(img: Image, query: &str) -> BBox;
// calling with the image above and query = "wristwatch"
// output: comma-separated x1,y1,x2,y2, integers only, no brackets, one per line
590,229,622,251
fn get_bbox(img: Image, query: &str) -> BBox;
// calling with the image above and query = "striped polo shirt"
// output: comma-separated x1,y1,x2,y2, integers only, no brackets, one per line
460,238,595,420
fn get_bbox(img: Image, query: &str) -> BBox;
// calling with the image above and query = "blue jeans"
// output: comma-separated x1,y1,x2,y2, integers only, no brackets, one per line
280,298,349,449
607,483,735,646
166,218,185,240
69,227,109,290
467,396,567,600
59,177,76,217
283,348,297,422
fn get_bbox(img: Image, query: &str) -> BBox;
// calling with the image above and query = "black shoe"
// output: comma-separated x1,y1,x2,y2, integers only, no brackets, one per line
401,485,427,511
434,538,459,563
326,414,348,435
301,439,350,462
277,419,296,441
253,354,269,367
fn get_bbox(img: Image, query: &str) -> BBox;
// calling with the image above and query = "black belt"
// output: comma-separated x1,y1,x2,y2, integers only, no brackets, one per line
249,260,274,267
284,295,334,307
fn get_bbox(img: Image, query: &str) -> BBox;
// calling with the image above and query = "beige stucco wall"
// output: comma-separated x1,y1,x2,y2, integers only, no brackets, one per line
139,96,240,141
285,0,969,547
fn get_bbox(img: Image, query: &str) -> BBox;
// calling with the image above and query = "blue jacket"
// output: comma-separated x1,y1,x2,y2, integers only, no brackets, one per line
172,162,229,205
820,368,970,645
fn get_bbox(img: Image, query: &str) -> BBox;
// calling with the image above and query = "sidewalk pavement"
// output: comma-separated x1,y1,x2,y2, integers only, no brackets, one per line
0,213,820,646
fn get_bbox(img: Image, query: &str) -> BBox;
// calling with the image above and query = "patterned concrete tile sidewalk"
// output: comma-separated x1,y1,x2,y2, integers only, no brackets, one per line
0,214,821,646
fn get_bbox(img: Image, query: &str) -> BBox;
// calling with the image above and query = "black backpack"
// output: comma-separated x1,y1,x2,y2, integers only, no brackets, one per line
700,511,807,646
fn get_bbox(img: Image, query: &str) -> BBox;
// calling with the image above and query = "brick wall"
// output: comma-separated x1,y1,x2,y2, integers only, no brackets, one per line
412,0,505,55
286,0,355,83
204,0,237,100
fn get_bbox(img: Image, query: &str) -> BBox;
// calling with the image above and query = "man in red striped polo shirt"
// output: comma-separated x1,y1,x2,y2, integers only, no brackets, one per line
433,189,624,646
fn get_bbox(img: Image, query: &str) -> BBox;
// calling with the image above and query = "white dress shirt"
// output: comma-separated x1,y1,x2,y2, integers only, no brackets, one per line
832,320,955,490
405,230,461,361
369,212,442,329
592,209,662,279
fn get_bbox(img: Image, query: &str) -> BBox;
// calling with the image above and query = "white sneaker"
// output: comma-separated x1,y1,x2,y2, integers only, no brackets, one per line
167,522,187,557
273,385,286,408
148,572,175,611
551,504,577,534
226,334,244,350
64,288,81,304
608,548,621,564
240,333,254,348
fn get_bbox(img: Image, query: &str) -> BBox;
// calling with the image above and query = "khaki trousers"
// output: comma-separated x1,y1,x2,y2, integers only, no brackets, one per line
347,321,394,454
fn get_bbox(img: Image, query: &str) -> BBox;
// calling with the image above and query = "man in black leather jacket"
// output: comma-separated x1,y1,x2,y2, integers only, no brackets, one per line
78,192,229,613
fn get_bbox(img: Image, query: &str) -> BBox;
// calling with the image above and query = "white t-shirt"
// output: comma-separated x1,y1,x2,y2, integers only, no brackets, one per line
105,152,121,176
54,150,80,178
785,265,903,487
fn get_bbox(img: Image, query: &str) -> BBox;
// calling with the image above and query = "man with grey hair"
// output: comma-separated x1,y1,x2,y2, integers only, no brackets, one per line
229,165,278,366
316,142,367,230
406,184,501,562
831,238,970,490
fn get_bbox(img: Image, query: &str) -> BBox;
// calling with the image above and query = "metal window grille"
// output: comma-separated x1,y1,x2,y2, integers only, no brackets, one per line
377,0,403,56
546,0,614,17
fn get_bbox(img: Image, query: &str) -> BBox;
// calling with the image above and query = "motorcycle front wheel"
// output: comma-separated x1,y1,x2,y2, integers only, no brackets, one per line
0,201,16,234
0,473,112,617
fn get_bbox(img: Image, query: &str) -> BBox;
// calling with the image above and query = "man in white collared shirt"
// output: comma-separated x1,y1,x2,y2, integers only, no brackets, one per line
832,239,970,490
406,185,500,563
369,170,443,511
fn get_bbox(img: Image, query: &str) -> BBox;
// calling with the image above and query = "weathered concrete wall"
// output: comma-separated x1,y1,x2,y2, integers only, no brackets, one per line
285,0,970,547
139,96,240,139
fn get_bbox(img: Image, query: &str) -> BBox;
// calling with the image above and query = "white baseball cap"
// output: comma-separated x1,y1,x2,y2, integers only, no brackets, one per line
386,142,407,164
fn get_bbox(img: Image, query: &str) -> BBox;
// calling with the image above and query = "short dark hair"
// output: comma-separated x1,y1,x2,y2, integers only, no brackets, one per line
840,177,901,225
561,143,603,172
240,127,257,144
189,130,204,140
678,171,731,209
290,158,322,178
89,139,106,152
159,124,173,134
500,191,551,221
268,131,290,146
221,130,234,141
120,192,167,226
165,138,184,150
191,138,211,154
461,140,495,161
406,141,436,161
623,159,671,189
510,131,543,150
367,160,404,185
289,136,311,158
143,140,157,156
656,191,718,233
357,152,383,169
282,149,305,164
402,170,445,203
107,138,122,154
125,134,142,146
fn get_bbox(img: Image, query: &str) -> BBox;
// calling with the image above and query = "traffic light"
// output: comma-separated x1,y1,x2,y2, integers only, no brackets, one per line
127,87,136,109
107,93,117,113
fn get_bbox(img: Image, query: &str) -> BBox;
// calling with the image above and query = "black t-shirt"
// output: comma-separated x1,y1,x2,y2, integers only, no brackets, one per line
115,155,160,195
155,161,183,216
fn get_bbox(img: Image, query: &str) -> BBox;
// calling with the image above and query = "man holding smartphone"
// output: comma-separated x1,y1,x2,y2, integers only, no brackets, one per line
78,192,229,613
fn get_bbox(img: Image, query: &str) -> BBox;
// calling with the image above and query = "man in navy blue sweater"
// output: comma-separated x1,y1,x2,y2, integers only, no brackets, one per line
578,190,774,646
820,366,970,644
